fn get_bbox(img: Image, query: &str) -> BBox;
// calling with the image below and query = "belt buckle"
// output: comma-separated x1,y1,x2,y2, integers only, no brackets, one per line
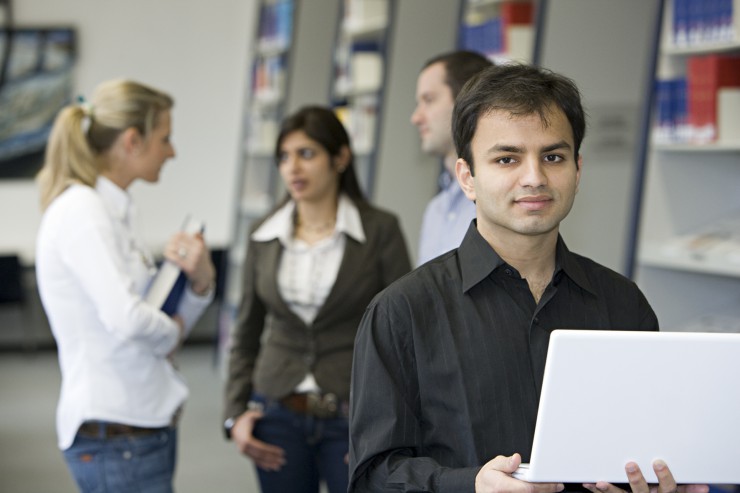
307,392,338,419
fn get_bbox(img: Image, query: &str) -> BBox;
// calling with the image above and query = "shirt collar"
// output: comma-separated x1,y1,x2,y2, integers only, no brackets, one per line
554,236,597,296
458,221,506,293
458,222,596,296
95,176,133,224
251,193,366,245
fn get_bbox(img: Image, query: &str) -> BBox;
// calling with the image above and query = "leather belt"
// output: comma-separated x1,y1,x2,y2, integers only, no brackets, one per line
280,392,348,419
78,421,168,439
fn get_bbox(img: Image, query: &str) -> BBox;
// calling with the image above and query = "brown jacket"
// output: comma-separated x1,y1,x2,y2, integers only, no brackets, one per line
224,202,411,420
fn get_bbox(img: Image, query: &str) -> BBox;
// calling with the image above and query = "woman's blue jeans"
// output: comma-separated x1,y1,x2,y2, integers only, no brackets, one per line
62,424,177,493
252,397,349,493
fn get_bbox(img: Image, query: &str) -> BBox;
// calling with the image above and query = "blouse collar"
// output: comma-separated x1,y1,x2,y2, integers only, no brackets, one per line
251,193,366,245
95,176,133,224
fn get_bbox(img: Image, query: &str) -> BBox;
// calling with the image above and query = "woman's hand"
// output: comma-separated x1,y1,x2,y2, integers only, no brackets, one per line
164,232,216,296
231,410,286,471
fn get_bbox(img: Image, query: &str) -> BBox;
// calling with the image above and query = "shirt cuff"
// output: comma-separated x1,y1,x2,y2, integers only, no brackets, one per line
436,466,480,493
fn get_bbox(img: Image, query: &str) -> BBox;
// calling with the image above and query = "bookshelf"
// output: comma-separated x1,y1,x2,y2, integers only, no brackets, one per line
458,0,538,64
632,0,740,332
330,0,396,196
224,0,297,314
219,0,340,359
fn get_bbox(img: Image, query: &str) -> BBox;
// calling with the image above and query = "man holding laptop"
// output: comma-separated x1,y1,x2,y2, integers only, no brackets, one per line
349,64,709,493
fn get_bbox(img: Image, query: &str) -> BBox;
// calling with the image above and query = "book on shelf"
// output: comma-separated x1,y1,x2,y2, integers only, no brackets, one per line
672,0,736,47
460,1,534,59
257,0,294,53
145,215,205,316
653,77,689,144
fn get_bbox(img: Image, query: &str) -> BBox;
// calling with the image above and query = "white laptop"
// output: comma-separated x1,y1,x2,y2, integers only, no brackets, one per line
512,329,740,484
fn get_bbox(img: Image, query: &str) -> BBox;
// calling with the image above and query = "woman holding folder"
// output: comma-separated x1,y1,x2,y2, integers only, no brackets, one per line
35,79,216,492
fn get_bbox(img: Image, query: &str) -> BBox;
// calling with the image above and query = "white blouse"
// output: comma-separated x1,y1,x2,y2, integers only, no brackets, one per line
36,176,212,450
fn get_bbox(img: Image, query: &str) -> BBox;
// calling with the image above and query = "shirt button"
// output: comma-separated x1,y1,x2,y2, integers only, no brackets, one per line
504,269,512,276
122,451,132,460
533,317,539,324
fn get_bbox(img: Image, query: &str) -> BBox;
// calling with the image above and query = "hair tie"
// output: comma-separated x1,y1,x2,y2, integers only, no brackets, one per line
76,95,94,134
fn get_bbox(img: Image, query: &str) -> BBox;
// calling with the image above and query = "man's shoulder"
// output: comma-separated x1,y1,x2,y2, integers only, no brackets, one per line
569,251,633,283
566,250,646,301
370,250,461,308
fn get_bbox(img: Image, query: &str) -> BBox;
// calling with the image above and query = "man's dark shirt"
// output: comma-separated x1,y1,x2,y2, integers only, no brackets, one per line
349,222,659,493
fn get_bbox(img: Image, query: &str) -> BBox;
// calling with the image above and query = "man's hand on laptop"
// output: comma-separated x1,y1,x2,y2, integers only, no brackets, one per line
583,459,709,493
475,453,564,493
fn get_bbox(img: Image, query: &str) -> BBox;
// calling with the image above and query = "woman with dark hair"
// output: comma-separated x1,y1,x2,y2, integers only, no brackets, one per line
224,106,411,493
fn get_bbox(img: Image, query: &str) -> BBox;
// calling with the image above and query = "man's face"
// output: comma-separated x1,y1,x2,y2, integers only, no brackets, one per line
411,62,455,157
456,107,582,244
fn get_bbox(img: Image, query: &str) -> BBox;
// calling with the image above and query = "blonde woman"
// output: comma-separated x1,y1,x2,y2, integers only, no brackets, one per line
36,79,216,492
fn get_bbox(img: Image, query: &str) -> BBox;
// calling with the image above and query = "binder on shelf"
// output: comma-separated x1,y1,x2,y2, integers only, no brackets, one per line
145,215,205,316
350,42,383,93
687,53,740,143
718,87,740,143
343,0,388,32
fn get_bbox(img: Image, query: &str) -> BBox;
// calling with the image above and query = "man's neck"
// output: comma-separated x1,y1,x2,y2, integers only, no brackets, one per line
480,225,559,302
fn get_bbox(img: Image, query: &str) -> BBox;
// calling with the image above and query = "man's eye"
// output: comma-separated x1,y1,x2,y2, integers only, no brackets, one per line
497,157,516,165
299,149,315,159
544,154,563,163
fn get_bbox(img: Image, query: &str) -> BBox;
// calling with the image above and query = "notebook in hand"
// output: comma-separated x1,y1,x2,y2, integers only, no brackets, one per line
512,329,740,484
145,215,205,315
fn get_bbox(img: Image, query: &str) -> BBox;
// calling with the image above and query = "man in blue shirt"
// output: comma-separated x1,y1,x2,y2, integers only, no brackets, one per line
411,51,492,266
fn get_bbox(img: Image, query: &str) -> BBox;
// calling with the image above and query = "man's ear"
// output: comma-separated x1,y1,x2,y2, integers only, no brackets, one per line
575,154,583,193
455,158,476,202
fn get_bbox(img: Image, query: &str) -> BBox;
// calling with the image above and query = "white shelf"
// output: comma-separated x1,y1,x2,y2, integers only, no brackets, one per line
639,240,740,279
252,90,284,108
652,142,740,152
335,85,381,99
256,39,290,57
663,40,740,56
467,0,531,5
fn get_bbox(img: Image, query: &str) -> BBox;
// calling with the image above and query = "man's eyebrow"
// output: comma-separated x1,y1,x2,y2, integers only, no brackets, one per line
485,140,572,154
486,144,523,154
541,141,572,153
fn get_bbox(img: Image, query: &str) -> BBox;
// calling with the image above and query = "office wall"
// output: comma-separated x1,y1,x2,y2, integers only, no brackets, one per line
2,0,255,263
374,0,462,264
539,0,658,274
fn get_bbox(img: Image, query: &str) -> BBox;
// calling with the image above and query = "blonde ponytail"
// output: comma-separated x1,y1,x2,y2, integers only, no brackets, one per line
36,79,173,211
37,105,98,210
